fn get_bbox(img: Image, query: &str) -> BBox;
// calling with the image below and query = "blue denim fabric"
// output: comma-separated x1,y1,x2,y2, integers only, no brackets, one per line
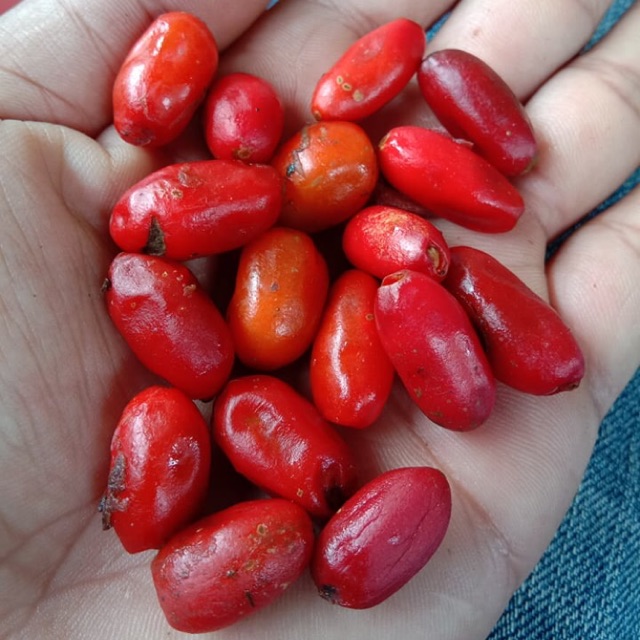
489,369,640,639
490,1,640,637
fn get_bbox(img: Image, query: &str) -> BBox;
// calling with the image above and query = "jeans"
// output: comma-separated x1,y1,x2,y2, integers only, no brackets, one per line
490,2,640,636
489,367,640,639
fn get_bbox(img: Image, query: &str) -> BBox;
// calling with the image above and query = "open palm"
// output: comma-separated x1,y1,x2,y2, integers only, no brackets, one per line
1,1,639,639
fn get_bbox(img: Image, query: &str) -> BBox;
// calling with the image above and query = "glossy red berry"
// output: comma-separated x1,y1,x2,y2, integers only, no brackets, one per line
342,205,450,280
272,121,379,232
443,245,585,394
311,466,451,609
109,160,282,261
227,227,329,371
374,269,496,430
310,269,394,428
213,375,358,520
204,72,285,163
152,498,315,633
311,18,425,122
378,126,525,233
100,386,211,553
418,49,538,176
104,253,234,400
113,12,218,147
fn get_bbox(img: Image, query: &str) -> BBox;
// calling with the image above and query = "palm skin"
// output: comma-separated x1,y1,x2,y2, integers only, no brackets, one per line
1,1,639,639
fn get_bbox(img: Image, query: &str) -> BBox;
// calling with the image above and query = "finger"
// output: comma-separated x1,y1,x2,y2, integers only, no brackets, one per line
547,183,640,418
428,0,614,99
0,0,271,134
217,0,454,132
518,0,640,240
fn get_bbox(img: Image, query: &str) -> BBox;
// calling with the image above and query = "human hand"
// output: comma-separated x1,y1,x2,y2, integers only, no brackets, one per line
1,1,639,638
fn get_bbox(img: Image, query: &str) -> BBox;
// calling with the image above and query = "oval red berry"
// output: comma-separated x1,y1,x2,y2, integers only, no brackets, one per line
104,253,234,400
375,269,496,430
378,126,525,233
311,18,425,122
272,121,379,233
418,49,538,176
342,205,450,280
443,245,585,394
152,498,315,633
113,12,218,147
227,227,329,371
109,160,282,260
100,386,211,553
204,72,285,163
310,269,394,428
311,466,452,609
213,375,358,520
